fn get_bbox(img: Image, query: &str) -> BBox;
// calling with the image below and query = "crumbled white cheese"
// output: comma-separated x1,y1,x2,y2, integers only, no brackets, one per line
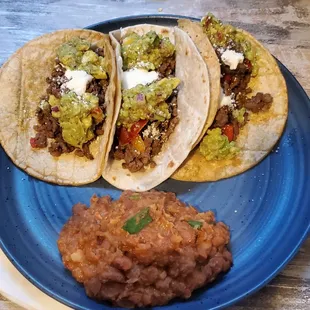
221,49,244,70
219,88,235,108
62,70,93,96
122,68,159,89
218,47,225,54
156,110,165,117
52,75,66,85
143,123,160,139
136,61,152,68
39,100,48,109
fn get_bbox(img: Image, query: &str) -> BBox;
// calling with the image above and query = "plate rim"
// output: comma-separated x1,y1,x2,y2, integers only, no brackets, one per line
0,13,309,310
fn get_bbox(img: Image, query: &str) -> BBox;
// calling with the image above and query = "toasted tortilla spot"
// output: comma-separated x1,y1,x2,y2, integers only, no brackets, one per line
168,161,175,168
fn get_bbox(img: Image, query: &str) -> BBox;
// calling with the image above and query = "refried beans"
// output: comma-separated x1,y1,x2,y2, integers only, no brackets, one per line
58,191,232,308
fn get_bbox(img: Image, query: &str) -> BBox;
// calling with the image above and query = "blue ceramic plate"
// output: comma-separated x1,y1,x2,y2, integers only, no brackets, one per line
0,15,309,310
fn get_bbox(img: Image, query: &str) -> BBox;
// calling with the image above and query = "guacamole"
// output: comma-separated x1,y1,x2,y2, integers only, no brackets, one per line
57,37,107,79
201,13,258,76
48,92,103,148
48,38,108,148
199,128,239,161
118,77,180,127
121,31,175,71
232,107,246,124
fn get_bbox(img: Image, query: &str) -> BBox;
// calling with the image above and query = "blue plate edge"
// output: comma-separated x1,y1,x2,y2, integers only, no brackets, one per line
0,13,309,310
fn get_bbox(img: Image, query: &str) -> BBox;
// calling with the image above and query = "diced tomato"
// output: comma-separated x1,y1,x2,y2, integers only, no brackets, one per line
119,127,131,145
217,32,223,41
30,137,37,148
91,107,102,114
91,107,104,123
130,120,148,137
224,74,232,83
204,17,211,28
119,119,148,145
51,106,59,112
244,58,252,70
222,124,234,142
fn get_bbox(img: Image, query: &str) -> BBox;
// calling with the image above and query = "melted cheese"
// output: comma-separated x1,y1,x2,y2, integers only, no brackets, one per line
122,68,159,90
221,49,244,70
63,70,93,96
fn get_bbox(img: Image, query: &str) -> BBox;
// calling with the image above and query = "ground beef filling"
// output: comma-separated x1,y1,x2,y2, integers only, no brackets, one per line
158,55,176,78
31,49,109,159
212,48,274,141
212,106,248,140
113,94,179,173
57,191,232,308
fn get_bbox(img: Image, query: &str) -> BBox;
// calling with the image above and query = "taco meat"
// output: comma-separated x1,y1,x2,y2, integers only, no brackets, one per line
158,56,176,77
239,92,273,113
210,51,273,143
30,37,110,159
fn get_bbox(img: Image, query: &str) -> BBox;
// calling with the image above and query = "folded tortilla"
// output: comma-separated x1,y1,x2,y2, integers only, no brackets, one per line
103,24,211,191
172,19,288,182
0,29,117,185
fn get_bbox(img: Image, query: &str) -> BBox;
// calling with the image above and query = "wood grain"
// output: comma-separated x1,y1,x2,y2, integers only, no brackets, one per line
0,0,309,309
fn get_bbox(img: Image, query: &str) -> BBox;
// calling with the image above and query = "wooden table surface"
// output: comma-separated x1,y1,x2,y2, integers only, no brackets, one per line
0,0,309,309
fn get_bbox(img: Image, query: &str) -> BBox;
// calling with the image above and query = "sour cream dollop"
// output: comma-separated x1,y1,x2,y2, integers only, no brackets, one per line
122,68,159,89
221,49,244,70
63,70,93,96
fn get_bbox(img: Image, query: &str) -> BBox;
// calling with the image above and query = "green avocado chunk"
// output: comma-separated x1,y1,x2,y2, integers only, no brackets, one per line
232,107,246,124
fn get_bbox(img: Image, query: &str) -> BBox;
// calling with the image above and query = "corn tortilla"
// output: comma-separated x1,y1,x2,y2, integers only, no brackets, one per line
172,21,288,182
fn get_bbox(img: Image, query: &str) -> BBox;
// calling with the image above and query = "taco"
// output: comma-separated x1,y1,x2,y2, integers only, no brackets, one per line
173,15,288,182
0,29,116,185
103,24,211,191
